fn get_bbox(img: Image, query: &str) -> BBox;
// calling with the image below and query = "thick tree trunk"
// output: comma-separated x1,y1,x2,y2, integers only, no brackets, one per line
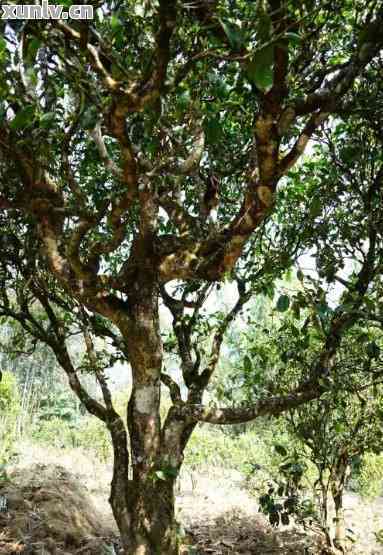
112,241,181,554
129,477,178,554
110,472,179,554
108,418,132,552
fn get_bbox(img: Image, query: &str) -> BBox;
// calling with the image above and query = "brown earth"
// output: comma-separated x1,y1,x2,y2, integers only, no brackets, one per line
1,443,383,554
0,463,117,554
177,470,325,554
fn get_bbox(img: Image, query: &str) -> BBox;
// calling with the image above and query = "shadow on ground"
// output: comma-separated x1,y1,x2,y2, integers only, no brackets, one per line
180,508,324,554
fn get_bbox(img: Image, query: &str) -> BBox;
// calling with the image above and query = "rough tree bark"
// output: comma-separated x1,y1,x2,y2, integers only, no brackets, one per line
330,455,350,553
0,2,382,554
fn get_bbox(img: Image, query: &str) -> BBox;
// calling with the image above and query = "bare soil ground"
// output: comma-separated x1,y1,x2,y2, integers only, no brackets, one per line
177,470,323,554
177,469,383,554
1,442,382,554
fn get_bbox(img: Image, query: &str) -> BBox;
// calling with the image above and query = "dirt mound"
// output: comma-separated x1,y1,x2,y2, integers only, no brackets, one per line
0,464,117,554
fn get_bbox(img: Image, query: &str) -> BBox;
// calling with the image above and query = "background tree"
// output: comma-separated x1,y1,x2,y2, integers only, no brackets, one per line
0,370,20,465
0,1,383,553
0,319,78,431
287,383,383,552
213,112,383,551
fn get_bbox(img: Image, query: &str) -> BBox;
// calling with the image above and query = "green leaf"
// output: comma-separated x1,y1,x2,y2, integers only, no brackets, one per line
147,136,160,156
110,14,121,30
367,341,380,359
219,19,244,51
39,112,55,128
164,466,178,478
154,466,177,481
310,197,322,217
26,67,38,87
0,36,7,53
274,444,288,457
334,422,343,433
285,32,301,45
81,106,99,130
215,79,230,100
204,116,222,143
27,38,41,61
177,90,191,111
280,351,289,364
364,297,375,312
246,45,274,91
315,303,330,318
9,105,35,130
0,101,6,122
276,294,290,312
243,354,252,373
257,13,272,43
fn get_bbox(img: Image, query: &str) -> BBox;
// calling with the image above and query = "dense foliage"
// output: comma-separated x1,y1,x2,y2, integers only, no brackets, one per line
0,1,382,553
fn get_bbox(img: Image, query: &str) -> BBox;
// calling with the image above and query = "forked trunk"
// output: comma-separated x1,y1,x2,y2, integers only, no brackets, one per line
110,251,182,554
107,393,181,555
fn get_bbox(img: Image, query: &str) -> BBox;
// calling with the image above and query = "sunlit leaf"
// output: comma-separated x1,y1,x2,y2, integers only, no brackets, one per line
246,46,274,91
285,32,301,45
9,105,35,129
243,354,252,372
219,19,244,51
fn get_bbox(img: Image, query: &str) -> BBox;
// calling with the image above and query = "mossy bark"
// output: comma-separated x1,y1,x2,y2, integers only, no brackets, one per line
110,471,179,555
109,255,181,554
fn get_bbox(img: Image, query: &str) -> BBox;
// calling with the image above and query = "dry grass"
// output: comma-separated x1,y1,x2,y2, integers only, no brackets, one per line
177,470,323,554
13,440,116,532
0,462,117,554
2,442,383,554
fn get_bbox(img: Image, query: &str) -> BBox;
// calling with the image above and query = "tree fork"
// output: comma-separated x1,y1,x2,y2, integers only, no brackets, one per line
116,268,181,554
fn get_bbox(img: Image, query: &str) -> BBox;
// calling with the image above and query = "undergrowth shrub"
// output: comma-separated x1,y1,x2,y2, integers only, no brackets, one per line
183,424,279,475
29,386,181,463
31,417,79,448
32,415,112,461
75,417,112,462
0,371,20,464
356,452,383,499
30,390,129,461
